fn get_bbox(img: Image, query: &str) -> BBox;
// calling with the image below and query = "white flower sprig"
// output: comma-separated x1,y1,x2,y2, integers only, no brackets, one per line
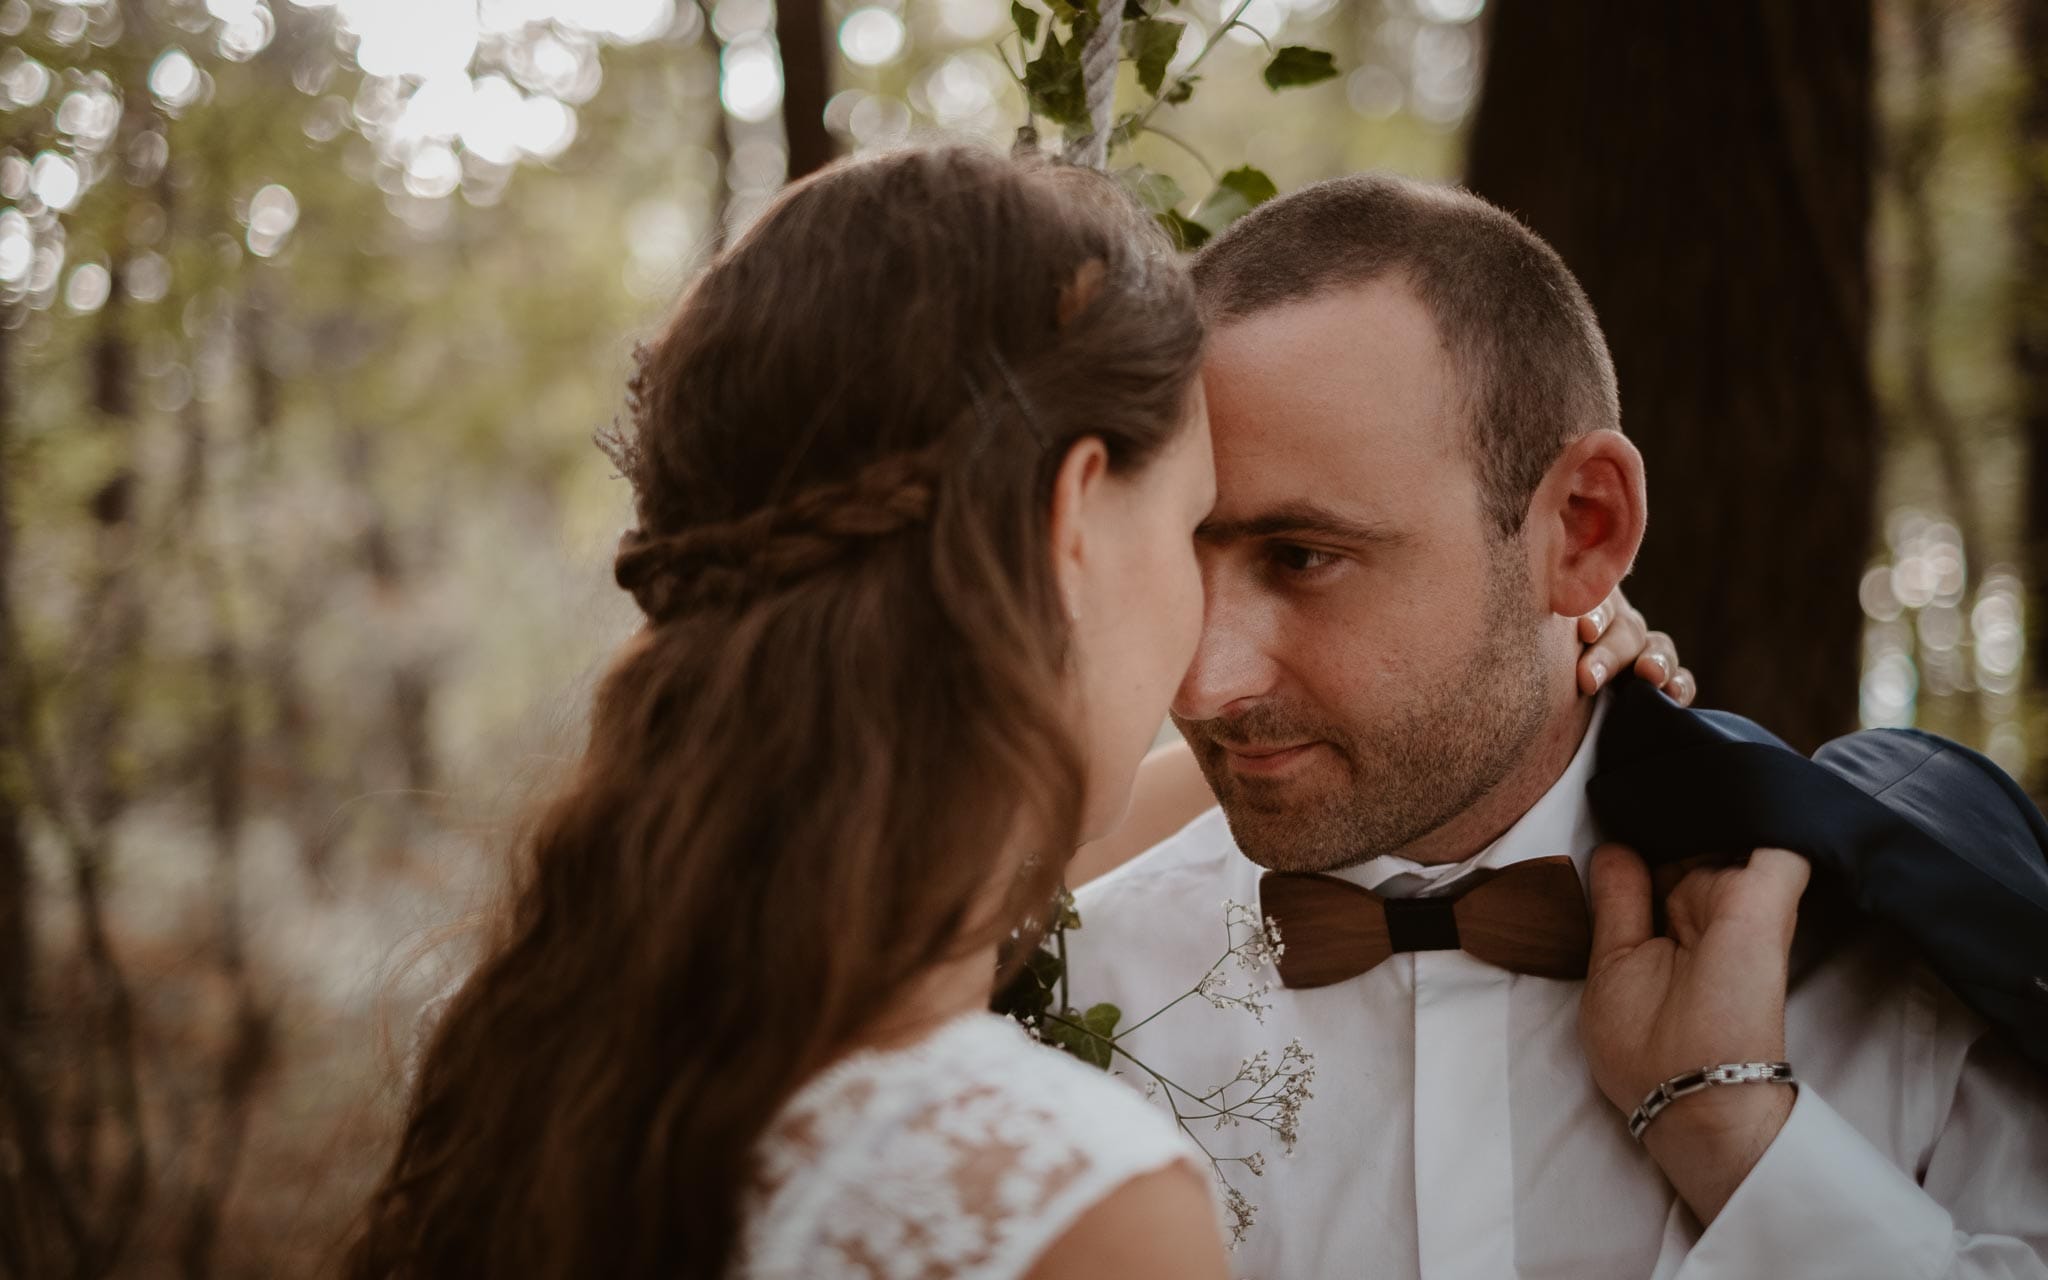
998,896,1316,1248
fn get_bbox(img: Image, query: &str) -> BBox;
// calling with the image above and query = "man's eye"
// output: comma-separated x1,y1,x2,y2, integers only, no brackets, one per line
1269,545,1337,574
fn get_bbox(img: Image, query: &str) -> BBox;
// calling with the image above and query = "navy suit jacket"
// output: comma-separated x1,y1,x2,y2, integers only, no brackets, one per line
1586,675,2048,1072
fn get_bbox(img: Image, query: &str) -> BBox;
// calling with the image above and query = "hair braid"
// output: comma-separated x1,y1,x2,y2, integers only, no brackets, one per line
613,441,945,620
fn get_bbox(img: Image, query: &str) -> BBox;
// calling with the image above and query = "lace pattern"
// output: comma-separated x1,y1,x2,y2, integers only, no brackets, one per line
738,1013,1202,1280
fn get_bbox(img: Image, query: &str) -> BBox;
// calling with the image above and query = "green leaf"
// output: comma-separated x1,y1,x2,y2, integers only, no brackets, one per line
1012,0,1039,44
1190,164,1278,236
1215,164,1278,206
1041,1007,1115,1068
1121,17,1184,97
1023,30,1090,127
1054,890,1082,931
1121,0,1146,17
1159,209,1211,250
1263,45,1339,90
1048,0,1080,21
990,936,1062,1023
1107,109,1141,151
1163,74,1198,105
1118,165,1185,215
1080,1001,1122,1038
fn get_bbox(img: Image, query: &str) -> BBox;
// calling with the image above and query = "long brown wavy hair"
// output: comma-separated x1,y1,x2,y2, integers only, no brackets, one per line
344,146,1205,1279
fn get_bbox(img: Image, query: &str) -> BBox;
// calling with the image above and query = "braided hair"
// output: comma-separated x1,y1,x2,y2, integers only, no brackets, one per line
612,441,944,620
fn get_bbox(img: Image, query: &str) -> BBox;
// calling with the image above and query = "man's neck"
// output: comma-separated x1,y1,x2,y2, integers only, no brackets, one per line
1389,693,1597,867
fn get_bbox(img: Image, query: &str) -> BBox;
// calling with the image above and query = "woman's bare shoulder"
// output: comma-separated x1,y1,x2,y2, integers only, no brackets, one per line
1021,1159,1231,1280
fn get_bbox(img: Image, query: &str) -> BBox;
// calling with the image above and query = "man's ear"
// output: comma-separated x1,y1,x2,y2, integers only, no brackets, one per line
1047,436,1112,620
1530,429,1647,619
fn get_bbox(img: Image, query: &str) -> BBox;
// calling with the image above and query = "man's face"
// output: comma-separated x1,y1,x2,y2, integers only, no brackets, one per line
1172,277,1555,873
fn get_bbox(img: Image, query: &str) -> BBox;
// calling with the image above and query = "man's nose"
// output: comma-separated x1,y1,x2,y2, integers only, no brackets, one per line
1173,582,1279,722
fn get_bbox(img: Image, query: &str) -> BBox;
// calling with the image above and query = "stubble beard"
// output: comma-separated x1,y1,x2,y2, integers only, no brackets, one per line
1178,550,1555,874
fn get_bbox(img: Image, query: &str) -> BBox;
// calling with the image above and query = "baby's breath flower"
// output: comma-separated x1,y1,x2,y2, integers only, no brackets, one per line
1004,897,1316,1251
1222,1183,1257,1248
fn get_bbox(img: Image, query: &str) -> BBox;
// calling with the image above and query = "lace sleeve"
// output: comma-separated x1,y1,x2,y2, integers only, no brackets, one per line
741,1014,1206,1280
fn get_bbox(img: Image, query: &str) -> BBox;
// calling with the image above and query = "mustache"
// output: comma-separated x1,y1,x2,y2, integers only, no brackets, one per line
1179,703,1339,752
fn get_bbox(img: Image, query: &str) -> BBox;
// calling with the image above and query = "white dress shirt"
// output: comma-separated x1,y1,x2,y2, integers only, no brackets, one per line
1066,699,2048,1279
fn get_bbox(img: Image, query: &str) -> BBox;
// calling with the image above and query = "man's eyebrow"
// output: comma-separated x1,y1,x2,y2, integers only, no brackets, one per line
1195,503,1409,547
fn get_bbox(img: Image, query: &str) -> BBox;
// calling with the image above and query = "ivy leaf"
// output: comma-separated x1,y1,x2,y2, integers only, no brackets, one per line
1054,890,1082,932
1191,164,1278,236
1024,29,1091,127
1121,17,1184,97
1122,0,1146,17
1163,73,1199,105
990,936,1063,1024
1216,164,1279,206
1159,209,1211,250
1107,109,1142,151
1263,45,1339,90
1081,1001,1122,1039
1012,0,1039,44
1041,1003,1118,1069
1118,165,1186,215
1048,0,1080,21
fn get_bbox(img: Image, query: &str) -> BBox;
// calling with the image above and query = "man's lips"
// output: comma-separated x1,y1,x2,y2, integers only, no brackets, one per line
1214,740,1323,777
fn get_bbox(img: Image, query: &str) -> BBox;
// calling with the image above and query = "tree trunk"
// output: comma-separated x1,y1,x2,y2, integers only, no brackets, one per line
1894,0,1981,586
2019,0,2048,712
1466,2,1877,753
0,315,26,1034
775,0,834,180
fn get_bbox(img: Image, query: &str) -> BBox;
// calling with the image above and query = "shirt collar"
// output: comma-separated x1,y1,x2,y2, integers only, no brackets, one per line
1330,692,1610,900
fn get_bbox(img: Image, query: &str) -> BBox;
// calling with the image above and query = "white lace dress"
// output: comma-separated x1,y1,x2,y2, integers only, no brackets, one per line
736,1012,1206,1280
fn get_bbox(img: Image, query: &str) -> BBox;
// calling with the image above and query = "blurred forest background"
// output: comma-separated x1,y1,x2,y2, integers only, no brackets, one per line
0,0,2036,1274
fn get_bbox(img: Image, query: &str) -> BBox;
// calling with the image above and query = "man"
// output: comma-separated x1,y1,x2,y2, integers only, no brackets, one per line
1064,174,2048,1278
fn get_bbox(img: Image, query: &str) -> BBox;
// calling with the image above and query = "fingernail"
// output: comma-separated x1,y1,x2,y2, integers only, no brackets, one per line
1650,655,1670,680
1589,660,1608,686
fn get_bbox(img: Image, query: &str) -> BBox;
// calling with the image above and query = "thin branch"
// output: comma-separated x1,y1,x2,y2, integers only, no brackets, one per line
1127,0,1257,137
1133,122,1216,181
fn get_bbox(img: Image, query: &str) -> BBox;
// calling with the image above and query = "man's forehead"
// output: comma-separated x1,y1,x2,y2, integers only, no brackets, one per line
1199,279,1465,516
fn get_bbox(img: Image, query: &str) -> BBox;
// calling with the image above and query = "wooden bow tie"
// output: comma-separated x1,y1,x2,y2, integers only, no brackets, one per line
1260,855,1592,987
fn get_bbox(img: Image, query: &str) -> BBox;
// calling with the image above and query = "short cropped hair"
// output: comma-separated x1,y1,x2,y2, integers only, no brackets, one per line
1192,173,1621,535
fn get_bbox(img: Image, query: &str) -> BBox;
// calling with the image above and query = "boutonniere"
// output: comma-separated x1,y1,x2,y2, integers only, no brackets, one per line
994,892,1316,1246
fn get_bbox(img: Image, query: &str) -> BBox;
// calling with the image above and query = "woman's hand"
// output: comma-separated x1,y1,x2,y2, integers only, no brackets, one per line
1578,843,1810,1224
1577,587,1693,704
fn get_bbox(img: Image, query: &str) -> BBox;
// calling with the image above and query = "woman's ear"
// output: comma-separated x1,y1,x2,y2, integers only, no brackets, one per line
1529,429,1648,619
1047,436,1112,622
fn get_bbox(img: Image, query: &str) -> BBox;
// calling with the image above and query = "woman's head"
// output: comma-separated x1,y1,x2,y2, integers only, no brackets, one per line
613,145,1211,838
349,145,1206,1278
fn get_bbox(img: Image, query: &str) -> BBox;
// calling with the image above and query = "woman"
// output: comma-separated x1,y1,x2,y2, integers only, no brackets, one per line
346,146,1688,1280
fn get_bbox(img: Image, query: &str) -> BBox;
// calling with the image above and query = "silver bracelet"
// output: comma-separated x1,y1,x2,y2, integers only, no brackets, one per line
1627,1061,1796,1141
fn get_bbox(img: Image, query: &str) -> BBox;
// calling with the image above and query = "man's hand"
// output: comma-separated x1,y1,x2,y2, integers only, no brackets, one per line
1579,843,1810,1223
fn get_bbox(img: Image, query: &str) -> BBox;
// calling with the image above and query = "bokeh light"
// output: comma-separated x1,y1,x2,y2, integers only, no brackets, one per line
246,183,300,256
64,260,109,312
2,49,51,109
720,36,783,123
1226,0,1287,46
29,150,81,212
1858,506,2028,755
840,8,907,68
125,249,170,303
1416,0,1485,21
149,48,204,111
0,208,30,283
